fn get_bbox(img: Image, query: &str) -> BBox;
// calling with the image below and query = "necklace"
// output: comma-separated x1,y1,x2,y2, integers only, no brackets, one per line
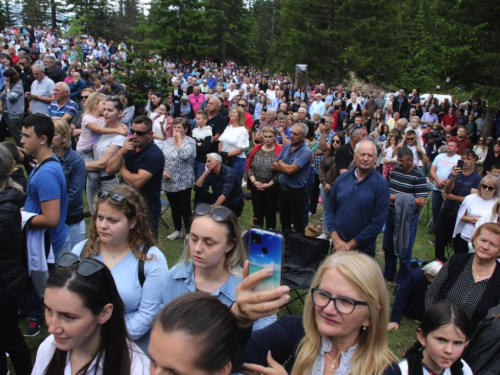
325,352,339,371
198,274,227,290
472,261,495,280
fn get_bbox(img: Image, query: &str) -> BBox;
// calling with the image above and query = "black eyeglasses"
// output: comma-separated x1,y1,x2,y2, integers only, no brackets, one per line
97,189,127,203
81,95,89,100
311,288,368,314
332,139,341,144
194,203,231,221
481,184,495,191
130,129,149,136
58,252,105,277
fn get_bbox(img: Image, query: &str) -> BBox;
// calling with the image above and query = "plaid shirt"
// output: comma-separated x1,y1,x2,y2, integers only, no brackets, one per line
314,130,334,173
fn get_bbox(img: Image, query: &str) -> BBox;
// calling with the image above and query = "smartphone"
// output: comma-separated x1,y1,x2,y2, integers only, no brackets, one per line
320,118,325,124
457,160,465,169
248,228,284,292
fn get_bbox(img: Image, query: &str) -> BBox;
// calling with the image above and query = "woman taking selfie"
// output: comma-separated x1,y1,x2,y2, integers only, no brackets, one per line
72,184,168,353
31,254,149,374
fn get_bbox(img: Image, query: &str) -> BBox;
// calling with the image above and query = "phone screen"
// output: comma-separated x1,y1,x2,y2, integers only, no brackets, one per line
248,228,284,292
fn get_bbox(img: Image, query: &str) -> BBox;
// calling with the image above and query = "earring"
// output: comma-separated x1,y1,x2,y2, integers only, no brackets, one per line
362,326,367,331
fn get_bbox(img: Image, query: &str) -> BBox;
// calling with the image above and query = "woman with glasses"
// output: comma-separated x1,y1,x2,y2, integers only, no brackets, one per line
246,126,282,229
426,222,500,335
473,137,488,175
219,106,250,183
162,203,275,330
452,175,500,253
240,251,400,374
84,97,128,213
161,117,196,241
72,184,168,353
32,253,149,375
0,145,31,375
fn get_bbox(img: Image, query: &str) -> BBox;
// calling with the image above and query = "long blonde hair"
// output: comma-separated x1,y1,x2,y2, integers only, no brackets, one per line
291,252,397,375
83,92,106,117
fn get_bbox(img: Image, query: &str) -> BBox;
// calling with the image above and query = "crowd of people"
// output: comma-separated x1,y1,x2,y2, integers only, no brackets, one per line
1,25,500,375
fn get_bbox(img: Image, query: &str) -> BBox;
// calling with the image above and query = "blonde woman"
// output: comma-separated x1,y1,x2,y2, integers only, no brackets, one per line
218,106,249,183
242,251,400,375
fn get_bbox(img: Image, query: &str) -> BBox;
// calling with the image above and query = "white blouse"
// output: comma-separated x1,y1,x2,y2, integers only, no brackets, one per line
219,126,249,159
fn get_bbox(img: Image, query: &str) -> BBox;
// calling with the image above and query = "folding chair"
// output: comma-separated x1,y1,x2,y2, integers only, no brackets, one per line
160,191,170,229
419,181,435,226
281,231,330,314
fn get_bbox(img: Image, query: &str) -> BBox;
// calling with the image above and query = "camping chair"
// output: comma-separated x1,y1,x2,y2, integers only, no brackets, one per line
159,191,170,229
281,231,330,314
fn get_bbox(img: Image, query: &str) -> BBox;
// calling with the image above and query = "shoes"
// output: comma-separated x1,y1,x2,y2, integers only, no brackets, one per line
308,212,313,217
393,285,400,296
24,321,42,337
317,233,328,240
17,310,30,320
167,231,182,240
427,228,436,235
383,274,395,283
429,240,436,245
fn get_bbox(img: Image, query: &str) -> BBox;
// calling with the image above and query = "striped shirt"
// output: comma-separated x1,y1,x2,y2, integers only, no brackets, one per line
389,166,428,212
46,98,79,119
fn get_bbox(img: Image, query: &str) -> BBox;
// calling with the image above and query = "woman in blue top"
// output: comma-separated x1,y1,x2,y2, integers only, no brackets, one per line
161,203,275,330
72,184,168,353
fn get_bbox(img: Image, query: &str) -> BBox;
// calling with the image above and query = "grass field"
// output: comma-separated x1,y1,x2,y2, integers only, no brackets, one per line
12,190,437,373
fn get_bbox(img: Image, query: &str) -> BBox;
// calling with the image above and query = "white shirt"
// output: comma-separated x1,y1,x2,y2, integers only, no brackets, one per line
398,358,473,375
32,334,149,375
93,133,126,177
431,153,460,190
219,125,249,159
152,115,165,148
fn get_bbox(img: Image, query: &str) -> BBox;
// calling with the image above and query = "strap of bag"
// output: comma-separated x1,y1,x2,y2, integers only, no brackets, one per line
138,245,151,288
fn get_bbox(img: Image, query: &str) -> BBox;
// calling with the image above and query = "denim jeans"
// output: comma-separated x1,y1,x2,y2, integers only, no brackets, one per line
77,149,101,215
279,186,306,233
303,170,315,226
320,184,330,234
68,220,86,249
231,157,246,185
193,160,206,183
383,213,419,285
431,189,444,230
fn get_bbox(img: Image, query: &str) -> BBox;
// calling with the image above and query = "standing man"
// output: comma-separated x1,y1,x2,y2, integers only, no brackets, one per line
448,126,471,154
188,85,206,113
428,139,460,235
27,63,55,114
326,140,390,257
309,93,325,117
273,123,312,233
421,105,438,127
383,148,428,292
45,82,79,123
43,55,62,83
106,115,164,239
434,150,481,262
392,89,408,118
335,123,368,174
206,96,227,152
20,114,70,336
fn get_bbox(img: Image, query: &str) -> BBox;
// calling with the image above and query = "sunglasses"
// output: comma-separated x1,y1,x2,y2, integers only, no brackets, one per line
238,103,246,107
97,189,127,203
194,203,231,221
130,129,149,136
332,139,341,144
406,137,415,141
81,95,89,100
58,252,105,277
481,184,495,191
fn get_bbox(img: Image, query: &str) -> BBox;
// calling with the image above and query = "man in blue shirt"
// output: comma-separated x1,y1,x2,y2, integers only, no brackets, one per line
20,113,70,336
273,123,312,233
326,140,390,257
46,82,79,123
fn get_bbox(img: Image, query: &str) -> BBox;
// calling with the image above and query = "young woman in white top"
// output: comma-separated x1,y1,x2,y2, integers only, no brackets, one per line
31,254,149,375
84,97,127,213
266,83,276,100
151,102,173,148
218,106,249,183
399,300,472,375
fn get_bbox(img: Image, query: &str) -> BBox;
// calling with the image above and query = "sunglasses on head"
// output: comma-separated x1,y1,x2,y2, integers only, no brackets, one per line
130,129,149,136
481,184,495,191
58,252,105,277
97,189,127,203
194,203,231,221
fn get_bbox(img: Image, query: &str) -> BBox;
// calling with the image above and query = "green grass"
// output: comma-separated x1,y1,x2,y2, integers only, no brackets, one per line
10,188,437,373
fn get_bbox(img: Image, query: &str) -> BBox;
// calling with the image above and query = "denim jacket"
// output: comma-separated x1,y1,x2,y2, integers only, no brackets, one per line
162,261,276,330
58,148,85,217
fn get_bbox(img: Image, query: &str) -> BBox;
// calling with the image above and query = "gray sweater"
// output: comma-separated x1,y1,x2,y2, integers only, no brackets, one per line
1,81,25,119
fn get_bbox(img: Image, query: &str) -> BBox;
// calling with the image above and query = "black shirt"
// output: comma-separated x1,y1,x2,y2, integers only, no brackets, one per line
123,140,164,210
335,143,355,171
207,113,227,152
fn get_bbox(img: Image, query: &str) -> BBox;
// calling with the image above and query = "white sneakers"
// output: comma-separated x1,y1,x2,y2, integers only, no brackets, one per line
167,231,182,240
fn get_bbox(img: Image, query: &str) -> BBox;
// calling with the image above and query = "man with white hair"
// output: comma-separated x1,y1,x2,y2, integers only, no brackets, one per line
45,82,79,122
309,92,325,117
326,139,390,257
226,82,238,101
27,63,55,114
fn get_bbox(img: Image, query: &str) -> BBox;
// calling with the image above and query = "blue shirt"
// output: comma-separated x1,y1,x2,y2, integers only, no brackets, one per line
326,168,390,249
58,148,85,218
276,142,312,188
25,155,69,250
206,77,217,89
46,98,79,119
442,172,482,211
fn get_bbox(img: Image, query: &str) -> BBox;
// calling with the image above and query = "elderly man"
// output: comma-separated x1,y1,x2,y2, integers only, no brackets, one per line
326,139,390,257
421,105,439,127
45,82,79,123
103,74,124,96
309,93,325,117
28,63,55,114
383,148,428,292
273,123,313,233
194,153,245,216
188,85,206,113
106,115,165,239
43,55,62,83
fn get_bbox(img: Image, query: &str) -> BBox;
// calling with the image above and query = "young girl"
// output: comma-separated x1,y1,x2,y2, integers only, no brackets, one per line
31,254,149,374
399,300,472,375
382,135,399,180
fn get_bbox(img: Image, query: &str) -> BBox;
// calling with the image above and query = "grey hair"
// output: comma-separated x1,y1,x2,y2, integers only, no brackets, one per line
32,63,44,73
294,123,309,136
206,153,222,164
56,82,70,93
477,175,500,200
422,261,443,278
44,55,55,63
267,108,277,118
354,139,377,155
